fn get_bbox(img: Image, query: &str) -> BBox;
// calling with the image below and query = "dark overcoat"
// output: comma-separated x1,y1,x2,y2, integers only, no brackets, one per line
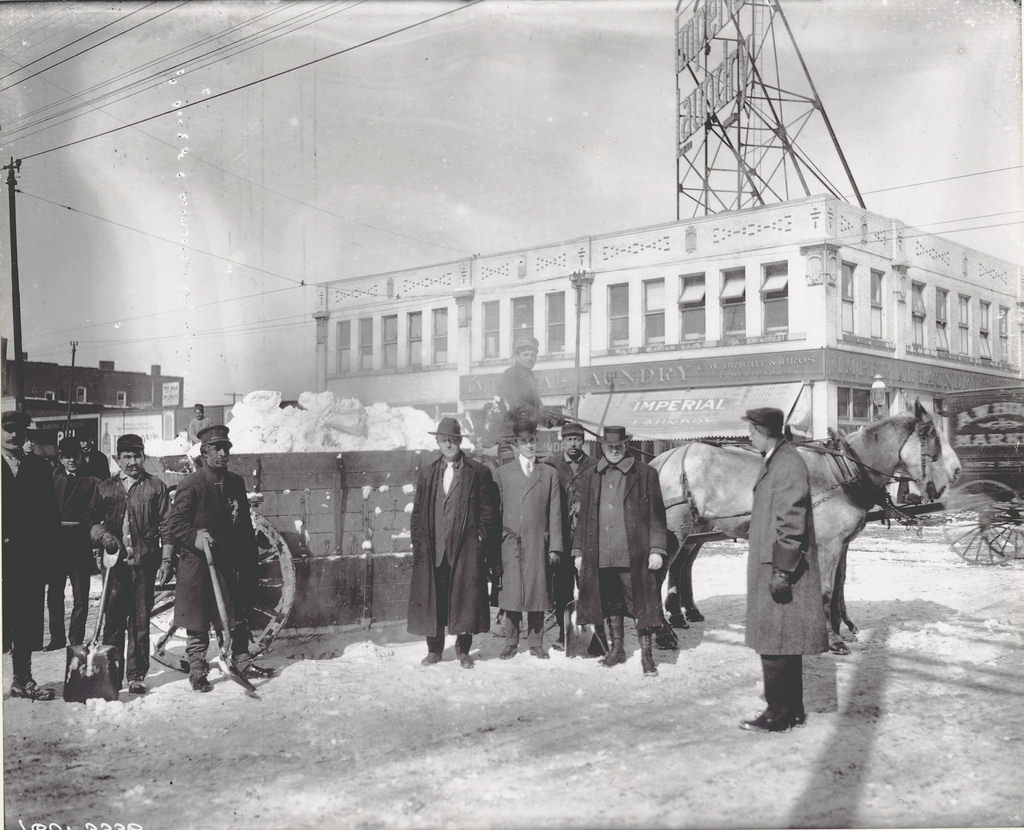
53,471,101,558
162,465,257,631
2,453,60,651
80,450,111,481
406,452,498,636
497,365,557,428
543,453,597,555
571,458,668,629
494,460,562,612
92,472,170,563
744,439,829,655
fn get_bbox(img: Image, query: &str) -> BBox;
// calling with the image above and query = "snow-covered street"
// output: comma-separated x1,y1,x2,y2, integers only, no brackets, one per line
4,521,1022,830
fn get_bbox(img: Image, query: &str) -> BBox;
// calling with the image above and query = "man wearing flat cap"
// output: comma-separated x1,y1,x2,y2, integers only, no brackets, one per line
543,421,597,650
163,424,268,691
571,426,669,677
407,416,499,668
497,334,561,436
2,409,60,700
493,416,562,660
739,407,827,732
90,433,172,694
45,436,103,651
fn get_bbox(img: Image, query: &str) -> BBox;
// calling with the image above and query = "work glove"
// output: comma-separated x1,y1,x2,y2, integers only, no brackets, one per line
648,552,664,571
548,551,561,567
99,531,120,553
769,568,793,604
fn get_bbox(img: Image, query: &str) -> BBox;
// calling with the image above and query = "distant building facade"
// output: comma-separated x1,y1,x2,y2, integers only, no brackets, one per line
312,196,1022,447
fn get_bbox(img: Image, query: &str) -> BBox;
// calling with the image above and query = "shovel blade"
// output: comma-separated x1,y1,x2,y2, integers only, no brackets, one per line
63,644,121,703
564,604,604,659
217,652,259,699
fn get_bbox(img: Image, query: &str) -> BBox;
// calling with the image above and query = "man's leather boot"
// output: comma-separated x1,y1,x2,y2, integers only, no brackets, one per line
600,616,626,667
639,629,658,677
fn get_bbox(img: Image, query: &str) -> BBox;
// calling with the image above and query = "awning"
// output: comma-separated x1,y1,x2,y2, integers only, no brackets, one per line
679,279,705,304
575,381,806,440
720,273,746,300
761,272,788,293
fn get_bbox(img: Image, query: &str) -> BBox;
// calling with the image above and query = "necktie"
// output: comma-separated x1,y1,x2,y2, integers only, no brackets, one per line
443,462,454,495
525,460,533,476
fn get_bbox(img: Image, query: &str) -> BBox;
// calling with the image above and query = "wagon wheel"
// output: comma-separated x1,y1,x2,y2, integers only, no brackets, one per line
151,512,296,672
942,480,1024,565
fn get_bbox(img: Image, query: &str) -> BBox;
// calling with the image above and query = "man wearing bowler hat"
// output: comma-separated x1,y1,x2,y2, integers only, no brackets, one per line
543,420,597,650
90,433,173,694
163,424,270,692
497,334,561,434
571,425,668,677
407,416,499,668
2,409,60,700
739,407,827,732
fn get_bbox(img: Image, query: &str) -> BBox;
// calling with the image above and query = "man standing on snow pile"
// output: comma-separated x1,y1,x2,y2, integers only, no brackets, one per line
738,407,828,732
493,416,562,660
407,416,499,669
90,433,173,695
497,335,563,437
571,425,669,678
162,424,272,692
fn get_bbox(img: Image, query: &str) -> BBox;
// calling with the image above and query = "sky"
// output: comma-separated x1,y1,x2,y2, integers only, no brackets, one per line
0,0,1020,405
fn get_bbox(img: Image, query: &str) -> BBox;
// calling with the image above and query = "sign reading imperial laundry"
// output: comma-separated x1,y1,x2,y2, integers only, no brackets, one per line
576,382,806,440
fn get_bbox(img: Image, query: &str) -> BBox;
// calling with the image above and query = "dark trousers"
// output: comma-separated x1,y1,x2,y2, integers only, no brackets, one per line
551,563,573,637
761,654,804,717
3,573,43,682
47,527,94,645
103,557,159,685
425,558,473,655
185,623,250,675
597,567,635,619
503,610,543,649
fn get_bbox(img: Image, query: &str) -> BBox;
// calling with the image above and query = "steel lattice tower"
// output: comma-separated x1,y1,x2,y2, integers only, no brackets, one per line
676,0,864,217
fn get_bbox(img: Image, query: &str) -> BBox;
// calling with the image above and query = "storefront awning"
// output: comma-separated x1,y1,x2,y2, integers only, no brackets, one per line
575,381,806,440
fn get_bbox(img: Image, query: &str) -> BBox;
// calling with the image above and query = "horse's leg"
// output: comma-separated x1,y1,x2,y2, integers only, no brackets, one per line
835,546,858,639
680,539,705,623
662,507,692,629
818,537,850,655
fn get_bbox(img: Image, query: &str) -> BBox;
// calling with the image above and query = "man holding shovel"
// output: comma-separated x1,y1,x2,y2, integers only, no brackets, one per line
90,434,172,695
162,425,269,692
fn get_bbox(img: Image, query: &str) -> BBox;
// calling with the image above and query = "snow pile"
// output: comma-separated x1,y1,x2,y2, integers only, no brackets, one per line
148,391,451,457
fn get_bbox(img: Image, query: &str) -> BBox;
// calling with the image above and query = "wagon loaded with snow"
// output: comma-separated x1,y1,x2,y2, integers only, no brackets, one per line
935,386,1024,565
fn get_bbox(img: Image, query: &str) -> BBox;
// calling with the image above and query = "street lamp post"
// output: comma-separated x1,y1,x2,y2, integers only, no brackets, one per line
570,270,594,420
870,374,887,421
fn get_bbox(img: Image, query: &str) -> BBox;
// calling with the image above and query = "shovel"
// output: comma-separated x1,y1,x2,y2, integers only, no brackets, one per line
63,549,122,703
563,579,608,659
196,537,259,699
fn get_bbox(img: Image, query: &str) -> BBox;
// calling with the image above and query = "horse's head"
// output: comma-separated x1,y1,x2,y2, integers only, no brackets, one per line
897,399,961,499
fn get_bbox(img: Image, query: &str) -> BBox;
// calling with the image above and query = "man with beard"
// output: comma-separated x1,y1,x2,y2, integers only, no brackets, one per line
542,421,596,650
90,433,172,694
162,424,270,692
2,409,59,700
407,417,499,668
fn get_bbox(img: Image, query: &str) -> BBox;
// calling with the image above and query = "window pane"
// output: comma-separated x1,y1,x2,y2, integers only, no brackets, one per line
359,318,373,370
382,315,397,369
644,280,665,345
609,284,629,347
911,283,926,317
935,321,949,351
870,270,883,306
935,289,948,322
337,320,351,376
980,332,992,359
547,292,565,353
511,296,534,349
432,308,448,364
723,302,745,335
979,301,990,332
841,263,854,300
407,312,422,367
681,306,705,340
837,386,851,419
852,388,870,419
764,297,788,331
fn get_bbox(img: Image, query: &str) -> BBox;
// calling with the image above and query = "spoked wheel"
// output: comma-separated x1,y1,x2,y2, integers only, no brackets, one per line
943,480,1024,565
151,512,296,672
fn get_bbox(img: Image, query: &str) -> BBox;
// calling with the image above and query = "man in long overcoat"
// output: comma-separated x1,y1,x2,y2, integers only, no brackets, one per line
571,426,668,677
90,433,172,694
542,421,596,650
740,407,828,732
494,417,562,660
407,416,498,669
162,424,266,692
2,409,59,700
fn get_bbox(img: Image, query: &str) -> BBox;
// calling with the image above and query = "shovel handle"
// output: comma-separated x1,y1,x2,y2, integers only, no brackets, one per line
197,537,234,638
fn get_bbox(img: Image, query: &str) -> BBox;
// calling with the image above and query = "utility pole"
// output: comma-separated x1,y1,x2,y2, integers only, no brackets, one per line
65,340,78,432
4,157,25,410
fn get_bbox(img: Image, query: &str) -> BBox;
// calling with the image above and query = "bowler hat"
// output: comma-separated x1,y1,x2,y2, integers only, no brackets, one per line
116,433,145,454
197,424,232,446
58,437,82,458
742,407,785,436
428,416,463,439
1,409,30,429
513,335,539,353
560,421,585,439
599,425,631,444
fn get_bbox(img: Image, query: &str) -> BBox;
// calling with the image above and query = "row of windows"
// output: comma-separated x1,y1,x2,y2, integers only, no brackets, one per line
909,281,1010,360
39,387,127,406
337,309,449,375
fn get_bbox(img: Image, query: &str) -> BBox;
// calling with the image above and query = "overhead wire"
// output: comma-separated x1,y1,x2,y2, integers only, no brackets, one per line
17,0,487,161
0,1,159,84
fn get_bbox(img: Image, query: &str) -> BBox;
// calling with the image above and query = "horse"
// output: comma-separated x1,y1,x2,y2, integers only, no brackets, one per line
649,400,961,654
